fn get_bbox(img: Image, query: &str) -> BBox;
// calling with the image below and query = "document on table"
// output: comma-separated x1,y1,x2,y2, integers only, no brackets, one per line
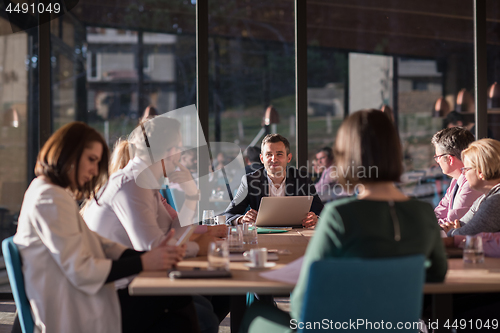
259,256,304,284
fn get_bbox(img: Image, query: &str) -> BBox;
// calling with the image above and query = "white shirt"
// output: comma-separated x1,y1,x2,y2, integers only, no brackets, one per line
84,157,199,284
267,174,285,197
14,178,127,333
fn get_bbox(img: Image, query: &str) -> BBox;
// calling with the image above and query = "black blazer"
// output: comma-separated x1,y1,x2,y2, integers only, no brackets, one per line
223,167,324,225
245,162,264,175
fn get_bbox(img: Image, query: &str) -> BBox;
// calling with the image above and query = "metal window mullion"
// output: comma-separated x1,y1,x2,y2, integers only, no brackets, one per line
27,29,39,183
196,0,209,225
137,29,145,116
474,0,487,139
295,0,307,168
392,56,399,129
39,3,51,146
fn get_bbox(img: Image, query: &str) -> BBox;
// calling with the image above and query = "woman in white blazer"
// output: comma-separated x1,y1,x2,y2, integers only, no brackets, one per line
14,122,200,333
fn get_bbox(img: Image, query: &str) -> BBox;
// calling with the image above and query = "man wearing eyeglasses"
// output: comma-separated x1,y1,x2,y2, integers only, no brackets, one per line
431,127,481,224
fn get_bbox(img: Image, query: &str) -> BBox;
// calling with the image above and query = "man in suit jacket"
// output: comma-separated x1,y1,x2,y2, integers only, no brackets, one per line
223,134,323,227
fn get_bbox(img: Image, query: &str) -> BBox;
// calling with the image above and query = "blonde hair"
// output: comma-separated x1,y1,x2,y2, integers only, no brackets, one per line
81,138,131,215
128,117,181,164
109,138,131,175
461,138,500,180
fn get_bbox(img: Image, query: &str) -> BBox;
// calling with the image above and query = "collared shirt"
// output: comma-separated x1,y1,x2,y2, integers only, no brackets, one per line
435,174,482,224
314,165,342,202
267,174,286,197
315,165,335,191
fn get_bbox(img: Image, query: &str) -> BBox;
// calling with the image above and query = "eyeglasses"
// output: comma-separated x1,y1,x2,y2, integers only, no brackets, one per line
460,167,474,174
433,153,452,162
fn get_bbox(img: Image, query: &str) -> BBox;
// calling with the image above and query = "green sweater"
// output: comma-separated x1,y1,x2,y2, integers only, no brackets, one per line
290,197,448,319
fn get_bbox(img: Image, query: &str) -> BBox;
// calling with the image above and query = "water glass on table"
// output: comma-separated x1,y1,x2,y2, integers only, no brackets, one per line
202,210,216,225
207,241,230,271
228,225,243,252
463,235,484,264
243,222,258,245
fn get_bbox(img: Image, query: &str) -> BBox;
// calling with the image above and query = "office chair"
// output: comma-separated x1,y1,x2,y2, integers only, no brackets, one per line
245,255,425,333
299,255,425,332
160,186,178,211
2,236,34,333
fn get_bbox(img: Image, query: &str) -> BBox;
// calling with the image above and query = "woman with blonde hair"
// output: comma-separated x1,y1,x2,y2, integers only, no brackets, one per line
442,138,500,236
14,122,199,333
85,124,225,256
84,117,208,256
80,138,131,215
109,137,131,175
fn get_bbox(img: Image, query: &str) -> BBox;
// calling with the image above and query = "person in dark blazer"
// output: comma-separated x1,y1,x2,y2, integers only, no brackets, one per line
244,146,264,174
223,134,323,227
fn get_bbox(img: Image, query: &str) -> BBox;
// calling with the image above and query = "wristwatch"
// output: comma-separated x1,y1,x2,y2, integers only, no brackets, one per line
185,190,201,201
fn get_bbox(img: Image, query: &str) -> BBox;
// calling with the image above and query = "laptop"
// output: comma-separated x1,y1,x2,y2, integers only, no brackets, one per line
255,196,313,227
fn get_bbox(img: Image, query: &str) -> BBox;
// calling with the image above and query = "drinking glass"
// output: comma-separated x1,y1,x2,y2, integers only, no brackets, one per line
202,210,216,225
228,225,243,252
243,222,258,245
463,235,484,263
207,241,230,271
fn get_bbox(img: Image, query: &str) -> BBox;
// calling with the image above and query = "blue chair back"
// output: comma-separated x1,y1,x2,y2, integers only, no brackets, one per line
2,236,34,333
160,186,178,211
299,255,425,333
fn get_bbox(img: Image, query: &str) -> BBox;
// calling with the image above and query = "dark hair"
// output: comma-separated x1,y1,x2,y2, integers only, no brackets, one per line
317,147,333,161
443,111,465,128
431,127,475,162
182,146,196,157
334,109,402,185
261,134,290,155
246,146,262,163
35,122,109,200
141,105,158,122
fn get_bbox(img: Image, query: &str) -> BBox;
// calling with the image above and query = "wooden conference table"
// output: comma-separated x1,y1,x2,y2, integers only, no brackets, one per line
129,229,500,332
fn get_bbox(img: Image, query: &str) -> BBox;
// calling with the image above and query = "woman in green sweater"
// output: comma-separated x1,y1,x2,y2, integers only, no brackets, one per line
242,109,447,332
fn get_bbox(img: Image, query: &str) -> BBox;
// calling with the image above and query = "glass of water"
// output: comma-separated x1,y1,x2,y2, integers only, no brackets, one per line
228,225,243,252
207,241,230,271
243,222,258,245
463,235,484,264
203,210,216,225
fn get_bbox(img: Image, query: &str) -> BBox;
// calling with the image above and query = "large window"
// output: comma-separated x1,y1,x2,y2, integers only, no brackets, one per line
50,15,85,129
0,0,499,246
49,1,197,146
305,0,484,205
0,18,30,245
208,0,296,160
